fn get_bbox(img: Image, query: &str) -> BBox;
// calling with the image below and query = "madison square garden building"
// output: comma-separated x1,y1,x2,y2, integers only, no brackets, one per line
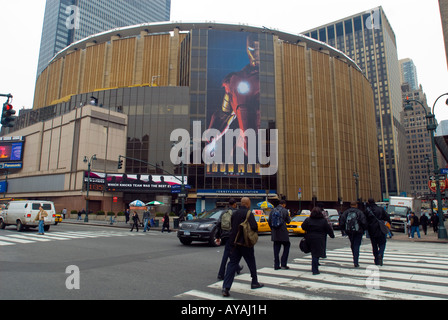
4,22,381,213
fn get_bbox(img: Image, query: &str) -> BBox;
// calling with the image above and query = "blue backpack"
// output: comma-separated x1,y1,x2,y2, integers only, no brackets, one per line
271,208,283,229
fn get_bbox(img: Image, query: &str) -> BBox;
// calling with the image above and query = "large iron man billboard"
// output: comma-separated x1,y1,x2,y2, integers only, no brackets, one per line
205,30,272,177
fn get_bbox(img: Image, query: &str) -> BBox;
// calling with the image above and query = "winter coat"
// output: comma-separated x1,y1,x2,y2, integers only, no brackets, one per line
365,204,391,238
268,205,291,242
132,213,140,223
302,217,335,258
410,215,420,227
228,206,258,246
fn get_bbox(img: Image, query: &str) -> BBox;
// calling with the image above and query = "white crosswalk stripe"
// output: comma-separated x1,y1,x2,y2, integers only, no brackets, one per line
176,244,448,300
0,230,145,246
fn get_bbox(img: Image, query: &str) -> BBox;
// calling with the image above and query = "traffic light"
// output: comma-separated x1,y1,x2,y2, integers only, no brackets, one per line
118,156,123,169
1,103,16,127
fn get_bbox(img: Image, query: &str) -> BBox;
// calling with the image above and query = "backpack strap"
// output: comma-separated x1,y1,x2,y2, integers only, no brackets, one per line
245,210,251,221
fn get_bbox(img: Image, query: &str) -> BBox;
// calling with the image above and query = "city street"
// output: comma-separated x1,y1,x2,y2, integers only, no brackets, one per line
1,221,447,301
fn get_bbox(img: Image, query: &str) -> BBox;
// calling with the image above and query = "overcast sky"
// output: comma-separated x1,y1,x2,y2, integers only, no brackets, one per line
1,0,448,120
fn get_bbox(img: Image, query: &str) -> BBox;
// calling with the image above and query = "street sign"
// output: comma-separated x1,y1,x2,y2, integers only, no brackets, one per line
429,178,448,193
298,188,302,200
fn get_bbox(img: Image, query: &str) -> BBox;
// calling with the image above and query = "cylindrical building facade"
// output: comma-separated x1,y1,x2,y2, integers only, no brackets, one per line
7,22,380,213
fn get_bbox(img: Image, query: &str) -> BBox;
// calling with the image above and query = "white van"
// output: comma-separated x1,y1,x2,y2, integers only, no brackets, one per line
0,201,56,232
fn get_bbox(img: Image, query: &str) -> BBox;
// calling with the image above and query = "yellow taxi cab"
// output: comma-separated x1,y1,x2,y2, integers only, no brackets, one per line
254,212,271,233
54,213,62,225
286,215,309,235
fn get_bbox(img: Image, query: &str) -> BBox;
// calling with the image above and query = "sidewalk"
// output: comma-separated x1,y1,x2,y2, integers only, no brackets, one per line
388,221,448,243
61,217,179,231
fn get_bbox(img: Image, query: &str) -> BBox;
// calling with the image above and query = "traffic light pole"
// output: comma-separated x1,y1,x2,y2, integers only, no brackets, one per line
0,94,12,99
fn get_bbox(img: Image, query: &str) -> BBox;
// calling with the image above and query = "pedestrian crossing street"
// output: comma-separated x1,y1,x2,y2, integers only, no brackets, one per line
0,229,151,246
177,243,448,300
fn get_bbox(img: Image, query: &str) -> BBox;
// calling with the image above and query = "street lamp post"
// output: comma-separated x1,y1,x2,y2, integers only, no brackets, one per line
83,154,97,222
353,171,360,203
404,94,448,239
425,156,435,217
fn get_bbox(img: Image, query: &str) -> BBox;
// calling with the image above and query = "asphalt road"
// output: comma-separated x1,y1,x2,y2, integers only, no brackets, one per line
2,222,447,303
0,223,319,300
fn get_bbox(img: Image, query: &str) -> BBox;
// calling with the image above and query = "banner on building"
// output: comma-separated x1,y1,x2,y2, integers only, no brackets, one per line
84,172,187,193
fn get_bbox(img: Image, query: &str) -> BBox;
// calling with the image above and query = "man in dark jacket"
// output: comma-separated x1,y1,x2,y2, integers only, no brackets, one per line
268,200,291,270
217,198,243,280
340,201,368,267
222,197,263,297
365,198,391,266
410,212,421,239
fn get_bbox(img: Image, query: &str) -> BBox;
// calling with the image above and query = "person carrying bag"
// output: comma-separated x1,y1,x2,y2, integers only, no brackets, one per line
222,197,263,297
365,198,391,266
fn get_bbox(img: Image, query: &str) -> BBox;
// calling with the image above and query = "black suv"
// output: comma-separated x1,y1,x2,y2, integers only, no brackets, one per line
177,208,227,247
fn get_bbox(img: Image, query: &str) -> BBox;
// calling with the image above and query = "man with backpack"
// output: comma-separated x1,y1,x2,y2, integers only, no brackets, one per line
222,197,263,297
268,200,291,270
340,201,368,267
217,198,243,280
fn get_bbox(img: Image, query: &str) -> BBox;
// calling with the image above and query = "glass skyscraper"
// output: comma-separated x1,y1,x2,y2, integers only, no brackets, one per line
303,6,410,200
37,0,171,76
399,58,419,91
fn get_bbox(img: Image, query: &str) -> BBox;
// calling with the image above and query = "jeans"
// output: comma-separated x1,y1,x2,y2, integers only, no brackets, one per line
273,241,290,268
143,218,150,232
223,245,258,290
348,233,363,266
38,220,45,234
370,235,387,265
411,226,421,238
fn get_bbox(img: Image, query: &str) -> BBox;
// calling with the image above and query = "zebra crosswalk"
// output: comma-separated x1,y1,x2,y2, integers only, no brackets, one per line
176,243,448,300
0,230,147,246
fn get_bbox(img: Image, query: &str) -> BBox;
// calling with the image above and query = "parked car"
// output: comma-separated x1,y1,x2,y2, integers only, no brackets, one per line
177,208,227,247
286,215,309,235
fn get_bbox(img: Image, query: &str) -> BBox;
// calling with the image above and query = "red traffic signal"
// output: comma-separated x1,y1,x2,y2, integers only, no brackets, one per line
1,103,16,127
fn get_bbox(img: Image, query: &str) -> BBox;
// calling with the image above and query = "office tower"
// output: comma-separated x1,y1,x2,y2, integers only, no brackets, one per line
37,0,171,76
399,58,419,91
401,83,433,196
303,6,409,199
